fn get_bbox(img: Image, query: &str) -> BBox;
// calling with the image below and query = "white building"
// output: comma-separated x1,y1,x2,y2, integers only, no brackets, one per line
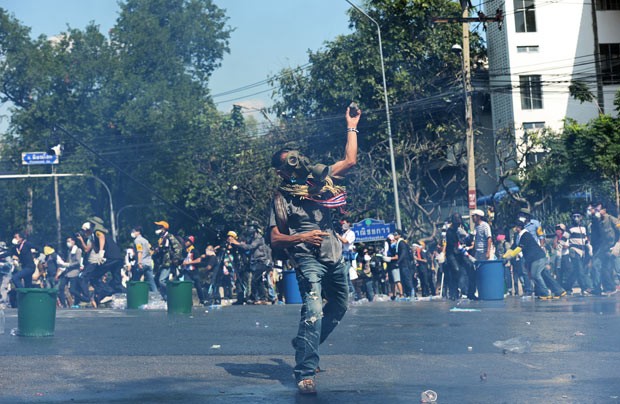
484,0,620,149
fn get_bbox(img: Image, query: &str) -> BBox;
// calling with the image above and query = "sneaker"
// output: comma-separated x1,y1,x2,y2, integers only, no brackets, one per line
297,378,317,395
537,295,552,300
71,304,80,309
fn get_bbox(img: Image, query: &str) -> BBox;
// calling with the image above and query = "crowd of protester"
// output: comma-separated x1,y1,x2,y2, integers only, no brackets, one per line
346,202,620,302
0,218,284,308
1,201,619,309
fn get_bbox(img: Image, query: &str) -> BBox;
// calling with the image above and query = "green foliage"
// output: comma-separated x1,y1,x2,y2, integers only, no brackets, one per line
564,113,620,212
269,0,482,239
568,80,595,104
0,1,232,244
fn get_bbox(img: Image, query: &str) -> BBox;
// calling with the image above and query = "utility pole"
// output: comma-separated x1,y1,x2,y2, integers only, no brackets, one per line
346,0,402,230
462,3,476,231
433,2,503,229
52,165,62,248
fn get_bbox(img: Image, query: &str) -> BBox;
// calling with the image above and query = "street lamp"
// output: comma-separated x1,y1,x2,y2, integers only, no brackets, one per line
452,43,477,229
345,0,402,231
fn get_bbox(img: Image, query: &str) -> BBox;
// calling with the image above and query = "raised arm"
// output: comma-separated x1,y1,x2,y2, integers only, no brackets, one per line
330,106,361,177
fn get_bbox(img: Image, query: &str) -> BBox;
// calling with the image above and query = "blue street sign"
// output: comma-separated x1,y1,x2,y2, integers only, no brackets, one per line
22,152,59,165
352,218,395,243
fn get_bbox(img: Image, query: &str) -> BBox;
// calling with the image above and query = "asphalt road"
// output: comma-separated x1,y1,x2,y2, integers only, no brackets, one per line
1,295,620,403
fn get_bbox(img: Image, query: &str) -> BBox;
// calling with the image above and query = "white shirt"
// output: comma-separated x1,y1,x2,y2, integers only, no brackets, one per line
341,229,356,252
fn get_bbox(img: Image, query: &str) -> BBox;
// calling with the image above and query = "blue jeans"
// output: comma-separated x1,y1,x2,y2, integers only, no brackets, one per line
158,266,175,300
530,258,550,296
292,256,349,382
132,265,158,292
566,251,592,291
541,268,565,296
363,277,375,301
592,250,616,292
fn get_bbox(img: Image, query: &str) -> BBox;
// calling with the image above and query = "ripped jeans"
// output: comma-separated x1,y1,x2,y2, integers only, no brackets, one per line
292,256,349,382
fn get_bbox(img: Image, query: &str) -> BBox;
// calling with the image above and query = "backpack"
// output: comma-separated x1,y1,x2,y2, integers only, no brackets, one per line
266,191,296,265
167,233,185,265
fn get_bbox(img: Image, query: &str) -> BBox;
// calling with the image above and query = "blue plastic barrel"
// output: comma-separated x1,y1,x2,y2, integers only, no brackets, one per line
282,270,302,304
476,260,505,300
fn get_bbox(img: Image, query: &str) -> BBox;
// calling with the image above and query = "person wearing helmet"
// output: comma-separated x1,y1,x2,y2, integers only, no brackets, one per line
224,230,249,305
228,222,272,304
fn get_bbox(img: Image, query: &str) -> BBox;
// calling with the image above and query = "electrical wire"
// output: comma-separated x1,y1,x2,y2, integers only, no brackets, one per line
48,122,205,226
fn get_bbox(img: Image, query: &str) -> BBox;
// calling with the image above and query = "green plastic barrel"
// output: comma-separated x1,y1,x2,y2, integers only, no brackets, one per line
127,281,149,309
17,288,58,337
167,281,193,314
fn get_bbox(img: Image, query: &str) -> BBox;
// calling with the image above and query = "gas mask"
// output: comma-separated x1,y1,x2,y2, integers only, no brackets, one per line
281,150,329,186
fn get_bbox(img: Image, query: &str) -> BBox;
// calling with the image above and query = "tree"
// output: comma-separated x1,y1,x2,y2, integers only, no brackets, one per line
269,0,484,239
0,1,232,243
492,124,572,223
564,113,620,213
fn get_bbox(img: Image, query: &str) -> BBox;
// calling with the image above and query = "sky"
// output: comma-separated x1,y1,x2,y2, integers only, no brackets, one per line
0,0,353,121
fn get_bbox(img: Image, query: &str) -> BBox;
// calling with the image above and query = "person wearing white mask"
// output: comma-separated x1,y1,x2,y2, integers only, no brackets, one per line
10,231,37,290
56,236,82,308
336,219,357,299
130,226,157,292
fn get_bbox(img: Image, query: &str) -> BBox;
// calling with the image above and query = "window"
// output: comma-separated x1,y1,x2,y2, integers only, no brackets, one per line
517,45,539,53
523,122,546,165
514,0,537,33
600,43,620,85
520,75,543,109
523,122,545,131
596,0,620,10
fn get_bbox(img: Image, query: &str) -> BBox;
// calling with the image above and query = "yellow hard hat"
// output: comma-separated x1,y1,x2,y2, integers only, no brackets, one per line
227,230,238,239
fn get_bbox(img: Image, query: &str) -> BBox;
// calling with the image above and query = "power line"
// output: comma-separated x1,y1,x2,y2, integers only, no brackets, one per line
49,122,205,227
